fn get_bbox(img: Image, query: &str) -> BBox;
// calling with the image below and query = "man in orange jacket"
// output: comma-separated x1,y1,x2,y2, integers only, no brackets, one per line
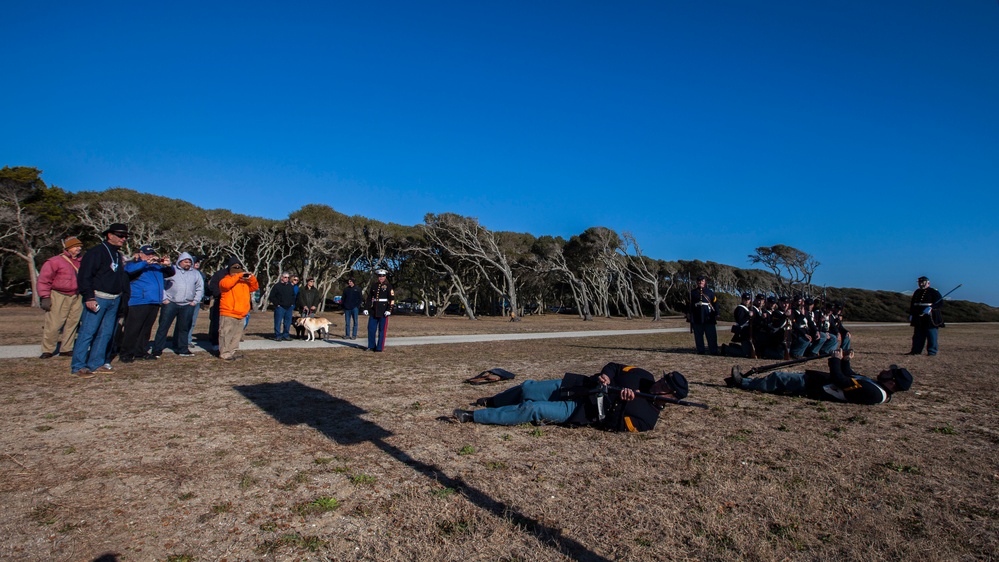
218,258,259,361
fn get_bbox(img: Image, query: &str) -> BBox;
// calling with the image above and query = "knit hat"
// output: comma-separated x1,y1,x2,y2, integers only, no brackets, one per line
62,236,83,250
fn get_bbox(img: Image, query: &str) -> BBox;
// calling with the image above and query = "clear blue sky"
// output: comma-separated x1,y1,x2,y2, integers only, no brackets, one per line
4,1,997,305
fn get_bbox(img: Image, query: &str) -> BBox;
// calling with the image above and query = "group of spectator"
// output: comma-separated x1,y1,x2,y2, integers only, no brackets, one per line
35,223,214,377
36,222,389,377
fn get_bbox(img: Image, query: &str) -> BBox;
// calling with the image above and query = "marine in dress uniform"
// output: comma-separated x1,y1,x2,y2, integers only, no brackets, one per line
364,268,395,352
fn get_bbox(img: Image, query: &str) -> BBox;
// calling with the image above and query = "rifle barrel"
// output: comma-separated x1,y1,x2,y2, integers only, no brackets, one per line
745,353,831,376
604,385,709,409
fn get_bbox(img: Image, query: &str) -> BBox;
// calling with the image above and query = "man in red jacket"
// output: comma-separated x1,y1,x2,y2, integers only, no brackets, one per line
37,236,84,359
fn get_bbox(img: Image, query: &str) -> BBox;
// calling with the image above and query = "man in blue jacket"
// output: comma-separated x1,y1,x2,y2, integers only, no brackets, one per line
119,245,174,363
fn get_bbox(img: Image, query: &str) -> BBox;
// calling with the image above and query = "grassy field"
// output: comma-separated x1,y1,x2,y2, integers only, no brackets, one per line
0,307,996,561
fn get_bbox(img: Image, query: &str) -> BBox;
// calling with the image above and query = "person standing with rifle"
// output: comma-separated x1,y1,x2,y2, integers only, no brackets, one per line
908,276,943,356
686,275,719,355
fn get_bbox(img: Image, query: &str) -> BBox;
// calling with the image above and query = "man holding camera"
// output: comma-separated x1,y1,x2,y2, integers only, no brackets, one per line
119,245,174,363
218,257,259,361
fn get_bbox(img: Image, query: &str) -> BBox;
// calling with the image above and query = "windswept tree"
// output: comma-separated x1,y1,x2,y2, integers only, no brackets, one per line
421,213,522,320
564,227,628,318
749,244,820,296
0,167,74,305
622,232,668,321
532,235,594,320
286,205,364,311
406,234,479,319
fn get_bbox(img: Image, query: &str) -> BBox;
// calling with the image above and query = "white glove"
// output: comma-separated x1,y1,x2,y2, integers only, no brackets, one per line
363,310,369,316
384,311,391,316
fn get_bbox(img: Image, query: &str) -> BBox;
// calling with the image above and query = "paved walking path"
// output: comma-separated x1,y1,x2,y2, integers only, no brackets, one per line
0,324,909,359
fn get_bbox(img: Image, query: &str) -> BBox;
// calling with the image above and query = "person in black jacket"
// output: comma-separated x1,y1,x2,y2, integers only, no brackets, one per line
686,275,719,355
340,277,363,340
268,272,297,341
70,223,132,377
297,278,322,319
725,349,913,405
453,363,688,433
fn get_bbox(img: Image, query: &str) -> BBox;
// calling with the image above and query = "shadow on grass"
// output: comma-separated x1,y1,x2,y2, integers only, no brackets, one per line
234,380,611,562
566,343,700,355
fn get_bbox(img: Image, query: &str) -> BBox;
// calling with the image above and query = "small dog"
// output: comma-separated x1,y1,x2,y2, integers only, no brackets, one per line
295,316,332,341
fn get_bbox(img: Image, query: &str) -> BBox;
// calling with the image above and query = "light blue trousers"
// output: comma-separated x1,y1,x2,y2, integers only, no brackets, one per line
472,379,578,425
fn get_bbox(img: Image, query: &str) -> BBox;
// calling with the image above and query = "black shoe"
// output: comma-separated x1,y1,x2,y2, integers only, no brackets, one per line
119,355,135,364
177,351,194,357
139,354,159,361
59,352,73,357
474,397,495,408
39,352,54,359
725,365,743,388
453,409,474,423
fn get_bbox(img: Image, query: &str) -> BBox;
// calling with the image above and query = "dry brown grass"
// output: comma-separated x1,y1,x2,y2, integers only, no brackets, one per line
0,307,996,561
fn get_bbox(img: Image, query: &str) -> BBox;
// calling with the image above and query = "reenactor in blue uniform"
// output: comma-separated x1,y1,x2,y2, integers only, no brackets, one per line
722,293,754,357
454,363,689,433
725,349,913,405
829,302,851,352
908,276,943,356
788,295,813,359
686,275,719,355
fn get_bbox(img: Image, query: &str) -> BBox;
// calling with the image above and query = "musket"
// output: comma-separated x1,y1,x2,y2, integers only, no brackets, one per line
603,385,709,410
744,353,831,377
920,284,962,315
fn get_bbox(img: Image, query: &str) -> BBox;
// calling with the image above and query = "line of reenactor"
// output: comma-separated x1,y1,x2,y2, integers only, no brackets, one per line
723,293,851,359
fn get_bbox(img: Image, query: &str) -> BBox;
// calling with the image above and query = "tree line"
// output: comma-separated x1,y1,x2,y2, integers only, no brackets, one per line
4,166,996,322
